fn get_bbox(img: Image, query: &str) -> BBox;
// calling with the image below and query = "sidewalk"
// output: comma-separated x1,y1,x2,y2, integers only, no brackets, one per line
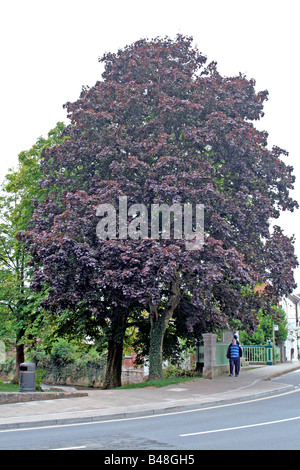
1,361,300,430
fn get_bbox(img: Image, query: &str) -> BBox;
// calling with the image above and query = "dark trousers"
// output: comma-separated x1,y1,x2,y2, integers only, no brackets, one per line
229,357,240,376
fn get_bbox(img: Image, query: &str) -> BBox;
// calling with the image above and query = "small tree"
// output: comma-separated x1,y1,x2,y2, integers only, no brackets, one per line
0,123,65,381
239,306,288,345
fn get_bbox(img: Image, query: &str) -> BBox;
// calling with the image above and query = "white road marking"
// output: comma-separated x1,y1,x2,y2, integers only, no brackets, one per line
168,388,188,391
180,415,300,437
50,445,86,450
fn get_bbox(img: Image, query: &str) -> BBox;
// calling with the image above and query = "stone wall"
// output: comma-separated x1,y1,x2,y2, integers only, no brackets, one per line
121,354,146,385
0,390,88,405
1,353,146,389
203,333,229,379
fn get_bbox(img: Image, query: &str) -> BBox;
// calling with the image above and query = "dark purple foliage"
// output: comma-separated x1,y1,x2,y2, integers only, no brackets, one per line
23,35,298,379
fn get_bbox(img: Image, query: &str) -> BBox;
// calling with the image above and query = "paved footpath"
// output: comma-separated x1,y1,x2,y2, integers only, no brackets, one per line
1,361,300,430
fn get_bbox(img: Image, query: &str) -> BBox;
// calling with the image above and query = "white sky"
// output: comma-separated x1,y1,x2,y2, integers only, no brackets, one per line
0,0,299,291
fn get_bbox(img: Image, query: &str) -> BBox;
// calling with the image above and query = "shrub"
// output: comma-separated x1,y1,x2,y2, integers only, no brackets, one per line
50,339,76,366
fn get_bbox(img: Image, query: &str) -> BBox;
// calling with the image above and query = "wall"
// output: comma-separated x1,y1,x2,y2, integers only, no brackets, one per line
202,333,229,379
280,295,300,361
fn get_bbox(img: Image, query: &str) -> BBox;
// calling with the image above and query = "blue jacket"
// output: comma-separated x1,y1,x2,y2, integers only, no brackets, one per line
226,343,242,359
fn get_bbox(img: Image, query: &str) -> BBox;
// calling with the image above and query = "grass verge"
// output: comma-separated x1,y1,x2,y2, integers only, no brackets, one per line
114,375,202,389
0,381,19,392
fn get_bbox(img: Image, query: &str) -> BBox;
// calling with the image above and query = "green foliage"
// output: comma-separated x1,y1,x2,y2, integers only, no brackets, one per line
0,356,15,377
239,306,288,345
50,338,76,366
270,306,288,342
239,325,265,345
162,363,200,379
35,368,46,391
28,339,107,387
0,123,66,366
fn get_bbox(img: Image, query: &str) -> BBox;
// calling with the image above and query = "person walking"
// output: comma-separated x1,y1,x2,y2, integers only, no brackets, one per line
234,334,240,345
227,337,242,377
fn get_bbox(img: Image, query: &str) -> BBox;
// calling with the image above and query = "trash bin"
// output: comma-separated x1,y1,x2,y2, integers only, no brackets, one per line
19,362,36,392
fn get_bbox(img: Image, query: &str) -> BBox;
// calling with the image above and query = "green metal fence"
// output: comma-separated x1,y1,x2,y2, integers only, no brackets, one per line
216,343,229,366
197,345,204,363
242,345,267,363
196,340,275,370
242,341,273,365
217,342,274,366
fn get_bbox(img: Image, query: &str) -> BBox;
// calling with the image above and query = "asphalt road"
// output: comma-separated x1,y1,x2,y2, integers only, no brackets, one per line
1,370,300,452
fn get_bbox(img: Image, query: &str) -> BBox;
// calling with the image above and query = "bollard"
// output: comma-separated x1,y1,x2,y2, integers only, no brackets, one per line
19,362,36,392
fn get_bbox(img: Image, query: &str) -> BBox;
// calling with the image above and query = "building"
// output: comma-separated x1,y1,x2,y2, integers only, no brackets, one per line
279,293,300,361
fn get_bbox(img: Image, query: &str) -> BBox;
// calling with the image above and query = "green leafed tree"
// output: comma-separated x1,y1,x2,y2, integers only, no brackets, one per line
0,123,65,381
239,306,288,346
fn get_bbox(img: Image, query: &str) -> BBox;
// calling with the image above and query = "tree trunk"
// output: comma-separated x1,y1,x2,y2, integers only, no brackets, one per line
102,308,128,389
148,314,167,380
148,277,181,380
13,343,24,384
103,339,124,389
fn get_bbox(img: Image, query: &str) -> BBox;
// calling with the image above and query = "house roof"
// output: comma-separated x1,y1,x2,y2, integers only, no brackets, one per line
254,283,269,295
288,293,300,304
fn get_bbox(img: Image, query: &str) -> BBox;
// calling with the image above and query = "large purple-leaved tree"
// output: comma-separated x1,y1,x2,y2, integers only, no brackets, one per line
24,35,298,385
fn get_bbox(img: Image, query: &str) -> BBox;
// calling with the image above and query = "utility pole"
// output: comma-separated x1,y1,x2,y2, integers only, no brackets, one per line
273,324,278,365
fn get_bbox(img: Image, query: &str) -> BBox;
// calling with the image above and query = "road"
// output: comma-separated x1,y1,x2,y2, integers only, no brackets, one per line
1,370,300,451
